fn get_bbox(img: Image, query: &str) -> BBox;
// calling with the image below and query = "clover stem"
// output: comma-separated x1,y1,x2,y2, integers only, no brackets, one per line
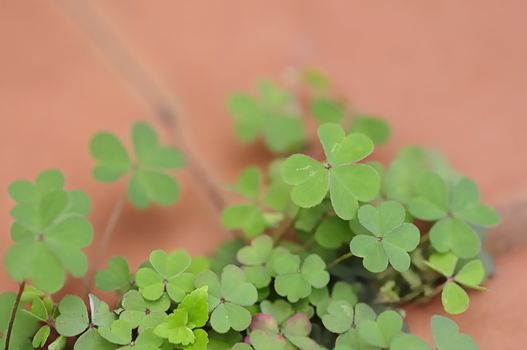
58,0,228,216
326,252,353,270
4,280,26,350
85,194,126,295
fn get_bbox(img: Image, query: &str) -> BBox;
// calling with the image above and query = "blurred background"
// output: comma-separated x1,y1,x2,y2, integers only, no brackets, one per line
1,1,527,347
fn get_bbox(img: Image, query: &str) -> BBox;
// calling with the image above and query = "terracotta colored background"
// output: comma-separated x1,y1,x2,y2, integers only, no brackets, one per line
1,1,527,348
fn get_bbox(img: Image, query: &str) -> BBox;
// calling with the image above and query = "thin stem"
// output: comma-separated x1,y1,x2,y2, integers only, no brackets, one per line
85,194,125,294
57,0,227,214
4,281,26,350
327,252,353,270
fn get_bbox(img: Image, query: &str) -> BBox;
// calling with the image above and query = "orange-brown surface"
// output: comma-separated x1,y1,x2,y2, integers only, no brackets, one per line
1,1,527,348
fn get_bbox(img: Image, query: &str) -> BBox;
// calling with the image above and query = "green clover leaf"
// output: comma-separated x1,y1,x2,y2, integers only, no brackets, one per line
309,281,358,317
314,216,353,249
90,122,185,208
409,173,499,258
236,235,275,288
426,253,485,314
119,290,170,332
221,204,266,238
0,292,39,350
55,294,114,337
351,115,391,145
322,301,376,349
282,123,379,220
5,169,93,293
99,319,133,345
358,310,403,348
136,250,194,302
96,256,133,292
195,265,257,333
119,329,163,350
154,286,209,349
350,201,420,273
228,80,306,153
310,96,346,124
391,315,477,350
273,252,329,302
32,325,51,348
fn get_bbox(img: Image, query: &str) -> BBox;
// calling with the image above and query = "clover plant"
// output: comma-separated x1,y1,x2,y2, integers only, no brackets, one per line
1,71,498,350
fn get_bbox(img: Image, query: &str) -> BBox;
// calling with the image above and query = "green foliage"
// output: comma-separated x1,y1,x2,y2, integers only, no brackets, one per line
195,265,258,333
426,253,485,314
91,121,185,208
1,73,498,350
5,169,93,292
228,80,306,153
350,201,420,273
135,250,194,302
409,173,498,258
282,123,380,219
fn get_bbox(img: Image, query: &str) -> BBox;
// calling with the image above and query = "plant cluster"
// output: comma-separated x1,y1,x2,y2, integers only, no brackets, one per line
1,70,498,350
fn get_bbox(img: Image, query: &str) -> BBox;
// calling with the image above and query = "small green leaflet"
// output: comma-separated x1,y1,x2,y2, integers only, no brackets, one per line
236,235,275,288
272,251,329,302
228,80,306,153
119,290,170,332
426,253,486,314
0,292,39,350
391,315,478,350
357,310,403,348
95,256,133,292
282,123,380,220
5,169,93,292
350,115,391,145
135,250,194,302
350,201,420,273
195,265,257,333
154,287,209,349
408,172,499,258
90,121,185,208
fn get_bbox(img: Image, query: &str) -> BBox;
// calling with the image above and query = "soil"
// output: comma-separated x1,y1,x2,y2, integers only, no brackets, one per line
1,1,527,347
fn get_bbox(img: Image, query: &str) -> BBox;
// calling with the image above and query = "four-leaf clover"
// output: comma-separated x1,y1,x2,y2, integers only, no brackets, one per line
425,252,485,315
282,123,380,220
195,265,257,333
90,122,185,208
350,201,420,273
408,173,499,258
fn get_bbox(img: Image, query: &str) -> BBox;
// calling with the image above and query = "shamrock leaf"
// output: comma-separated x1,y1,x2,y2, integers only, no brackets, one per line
135,250,194,302
391,315,478,350
259,300,294,325
96,256,133,292
426,253,485,314
5,170,93,293
408,173,499,258
91,122,185,208
228,80,306,153
154,287,209,349
236,235,275,288
0,292,39,350
358,310,403,348
310,96,346,124
351,115,391,145
222,167,286,237
119,290,170,332
309,281,358,317
282,123,379,220
350,201,420,273
322,301,376,349
99,319,133,345
55,294,115,337
314,216,353,249
248,313,319,350
195,265,257,333
273,252,329,302
119,329,163,350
